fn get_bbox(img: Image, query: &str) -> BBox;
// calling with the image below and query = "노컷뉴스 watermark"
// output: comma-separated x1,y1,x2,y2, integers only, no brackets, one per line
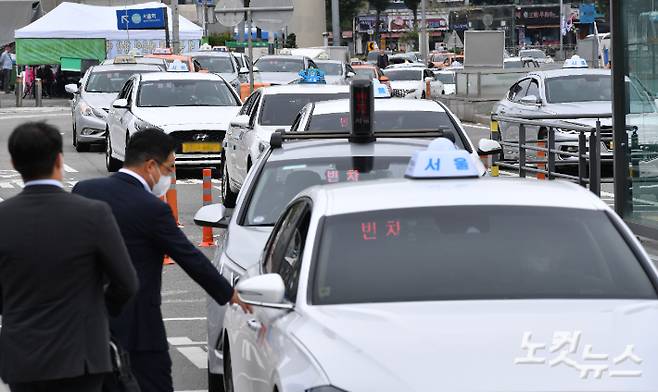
514,331,642,379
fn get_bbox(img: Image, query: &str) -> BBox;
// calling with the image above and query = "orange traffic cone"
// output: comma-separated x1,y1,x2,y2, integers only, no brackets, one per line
199,168,215,247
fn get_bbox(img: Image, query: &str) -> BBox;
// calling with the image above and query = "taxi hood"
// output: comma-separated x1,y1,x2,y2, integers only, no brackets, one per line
293,300,658,392
257,72,302,85
136,106,241,131
82,91,118,111
225,224,273,269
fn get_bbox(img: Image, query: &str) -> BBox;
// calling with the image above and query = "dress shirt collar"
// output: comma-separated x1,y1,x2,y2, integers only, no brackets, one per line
23,179,64,188
119,168,151,192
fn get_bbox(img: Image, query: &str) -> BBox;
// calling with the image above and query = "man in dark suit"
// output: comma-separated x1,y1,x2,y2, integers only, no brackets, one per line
0,122,139,392
73,129,251,392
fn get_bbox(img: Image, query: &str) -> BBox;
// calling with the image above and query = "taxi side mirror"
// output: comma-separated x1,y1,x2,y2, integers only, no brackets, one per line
238,67,249,75
478,139,503,156
194,204,230,228
520,95,541,106
230,114,250,129
236,274,293,309
65,83,79,94
112,98,129,109
346,71,356,78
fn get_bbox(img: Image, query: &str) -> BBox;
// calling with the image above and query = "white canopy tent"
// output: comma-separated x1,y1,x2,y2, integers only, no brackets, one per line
15,2,202,62
15,1,202,40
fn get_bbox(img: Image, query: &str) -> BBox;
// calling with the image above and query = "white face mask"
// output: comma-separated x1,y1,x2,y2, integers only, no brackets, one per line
150,164,171,198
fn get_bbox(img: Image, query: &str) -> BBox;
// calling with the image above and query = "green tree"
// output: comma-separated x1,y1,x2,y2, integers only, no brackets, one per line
285,33,297,48
208,32,232,47
369,0,390,45
403,0,420,30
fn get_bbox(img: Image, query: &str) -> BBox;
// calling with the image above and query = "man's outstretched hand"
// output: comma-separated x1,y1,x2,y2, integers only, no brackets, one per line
230,290,253,314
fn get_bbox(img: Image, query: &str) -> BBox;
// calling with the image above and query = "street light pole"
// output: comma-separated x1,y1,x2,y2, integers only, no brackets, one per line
331,0,340,46
420,0,428,61
172,0,180,53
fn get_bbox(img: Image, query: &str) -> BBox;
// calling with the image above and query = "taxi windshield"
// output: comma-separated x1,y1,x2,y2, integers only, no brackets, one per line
353,67,377,79
384,69,422,81
86,70,154,93
254,58,304,72
316,62,343,75
260,93,349,126
545,75,612,103
137,80,239,107
243,156,409,226
312,206,657,304
306,111,465,149
193,56,235,73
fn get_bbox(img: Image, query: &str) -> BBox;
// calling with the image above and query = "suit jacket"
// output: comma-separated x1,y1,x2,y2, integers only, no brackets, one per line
0,185,138,384
73,173,234,352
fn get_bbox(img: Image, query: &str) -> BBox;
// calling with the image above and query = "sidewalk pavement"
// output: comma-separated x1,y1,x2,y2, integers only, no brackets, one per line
0,92,70,110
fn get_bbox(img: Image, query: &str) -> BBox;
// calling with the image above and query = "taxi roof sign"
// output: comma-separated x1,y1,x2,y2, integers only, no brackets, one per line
298,68,326,84
373,79,391,98
563,54,588,68
405,138,480,179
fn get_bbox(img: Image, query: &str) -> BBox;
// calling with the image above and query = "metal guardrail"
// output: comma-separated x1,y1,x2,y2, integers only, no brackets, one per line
489,113,614,197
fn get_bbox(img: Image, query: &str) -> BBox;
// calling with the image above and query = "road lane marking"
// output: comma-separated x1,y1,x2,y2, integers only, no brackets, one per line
169,337,206,346
1,113,70,120
163,317,207,321
63,164,78,173
176,347,208,369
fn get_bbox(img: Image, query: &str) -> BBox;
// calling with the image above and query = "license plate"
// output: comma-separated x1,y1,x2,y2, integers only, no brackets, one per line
182,142,221,153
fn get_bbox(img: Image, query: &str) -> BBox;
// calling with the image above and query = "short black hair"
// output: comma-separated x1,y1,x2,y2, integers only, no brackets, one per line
8,121,62,181
124,128,178,167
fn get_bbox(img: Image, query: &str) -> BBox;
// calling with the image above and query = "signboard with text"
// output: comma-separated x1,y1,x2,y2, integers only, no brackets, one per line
116,8,166,30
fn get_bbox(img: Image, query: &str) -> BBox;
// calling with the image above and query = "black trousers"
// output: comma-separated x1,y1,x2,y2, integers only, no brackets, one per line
130,350,173,392
2,69,10,93
9,373,105,392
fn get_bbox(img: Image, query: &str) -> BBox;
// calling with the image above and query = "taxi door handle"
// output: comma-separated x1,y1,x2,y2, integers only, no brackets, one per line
247,319,261,331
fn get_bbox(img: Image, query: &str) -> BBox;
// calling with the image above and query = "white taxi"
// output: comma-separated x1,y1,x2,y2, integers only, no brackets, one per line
222,84,349,206
219,141,658,392
105,72,242,172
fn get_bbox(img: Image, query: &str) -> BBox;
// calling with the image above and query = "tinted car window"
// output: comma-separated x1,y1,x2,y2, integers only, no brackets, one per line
86,70,155,93
254,58,305,72
312,206,657,304
193,56,235,73
317,62,343,75
545,75,612,103
435,73,455,84
307,111,464,148
353,68,377,79
137,80,238,107
259,93,349,126
384,69,422,81
244,157,409,226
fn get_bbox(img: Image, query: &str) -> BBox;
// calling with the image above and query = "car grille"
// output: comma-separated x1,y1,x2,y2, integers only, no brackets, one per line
391,88,415,98
169,130,225,153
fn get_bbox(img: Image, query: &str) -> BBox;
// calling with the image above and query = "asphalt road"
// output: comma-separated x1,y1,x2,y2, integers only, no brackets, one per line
0,109,628,391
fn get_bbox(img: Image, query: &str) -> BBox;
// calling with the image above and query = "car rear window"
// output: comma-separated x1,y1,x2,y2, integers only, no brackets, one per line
312,206,657,304
243,156,409,226
306,111,465,149
260,93,349,126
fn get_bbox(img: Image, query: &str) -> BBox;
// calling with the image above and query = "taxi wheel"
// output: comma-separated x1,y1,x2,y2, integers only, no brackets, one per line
223,338,235,392
221,155,238,208
208,369,225,392
105,131,122,172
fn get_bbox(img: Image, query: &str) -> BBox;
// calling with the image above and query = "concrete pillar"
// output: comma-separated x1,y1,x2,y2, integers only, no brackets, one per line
288,0,326,47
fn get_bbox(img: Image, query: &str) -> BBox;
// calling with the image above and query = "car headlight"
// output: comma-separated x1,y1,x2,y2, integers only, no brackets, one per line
306,387,349,392
134,118,161,132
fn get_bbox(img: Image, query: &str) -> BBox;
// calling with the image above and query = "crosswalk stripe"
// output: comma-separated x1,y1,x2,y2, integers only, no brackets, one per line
176,347,208,369
63,164,79,173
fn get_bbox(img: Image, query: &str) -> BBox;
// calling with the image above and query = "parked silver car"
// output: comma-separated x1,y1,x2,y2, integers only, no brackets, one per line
492,68,658,163
252,55,318,85
65,63,161,152
184,50,242,91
